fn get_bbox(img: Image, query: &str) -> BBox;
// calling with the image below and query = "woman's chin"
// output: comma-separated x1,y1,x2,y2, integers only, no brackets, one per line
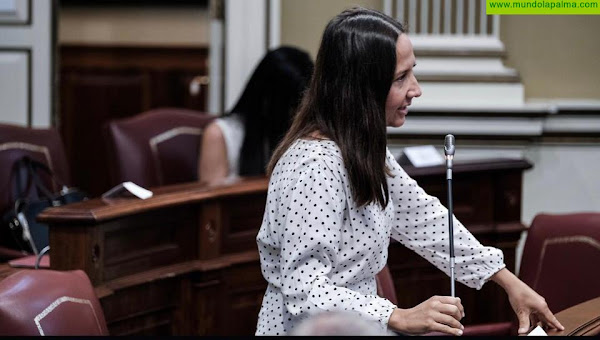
387,117,406,128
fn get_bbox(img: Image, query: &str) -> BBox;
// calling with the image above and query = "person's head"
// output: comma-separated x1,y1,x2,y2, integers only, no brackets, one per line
269,7,421,208
290,311,392,336
232,46,314,176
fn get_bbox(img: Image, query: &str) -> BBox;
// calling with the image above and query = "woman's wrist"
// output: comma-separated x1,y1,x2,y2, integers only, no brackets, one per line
491,268,522,294
388,308,407,332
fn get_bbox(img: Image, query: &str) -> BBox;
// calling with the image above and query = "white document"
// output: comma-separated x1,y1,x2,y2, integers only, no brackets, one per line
101,181,153,200
402,145,445,168
527,326,548,336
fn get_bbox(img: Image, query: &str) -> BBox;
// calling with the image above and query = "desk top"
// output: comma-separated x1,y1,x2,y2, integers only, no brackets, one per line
38,158,532,224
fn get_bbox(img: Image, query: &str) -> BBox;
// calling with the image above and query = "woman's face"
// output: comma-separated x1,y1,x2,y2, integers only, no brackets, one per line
385,34,422,127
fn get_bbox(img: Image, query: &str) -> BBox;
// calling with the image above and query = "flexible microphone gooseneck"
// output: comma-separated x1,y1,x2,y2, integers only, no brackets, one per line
444,134,456,298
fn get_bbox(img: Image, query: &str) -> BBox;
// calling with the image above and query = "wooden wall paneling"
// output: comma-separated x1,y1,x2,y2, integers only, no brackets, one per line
60,69,152,196
58,46,209,197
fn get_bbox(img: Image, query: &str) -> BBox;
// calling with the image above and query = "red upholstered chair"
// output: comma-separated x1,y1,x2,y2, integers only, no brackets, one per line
376,264,398,305
462,212,600,336
519,212,600,313
0,269,108,335
105,108,216,189
0,124,72,260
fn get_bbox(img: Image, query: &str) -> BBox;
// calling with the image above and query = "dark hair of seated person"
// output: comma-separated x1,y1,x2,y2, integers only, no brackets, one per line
228,46,314,176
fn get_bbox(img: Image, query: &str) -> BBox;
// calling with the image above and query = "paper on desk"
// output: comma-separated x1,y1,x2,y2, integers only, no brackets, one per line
527,326,548,336
102,181,153,200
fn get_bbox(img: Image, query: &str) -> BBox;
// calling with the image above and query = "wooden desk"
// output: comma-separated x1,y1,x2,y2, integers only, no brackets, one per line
35,158,531,335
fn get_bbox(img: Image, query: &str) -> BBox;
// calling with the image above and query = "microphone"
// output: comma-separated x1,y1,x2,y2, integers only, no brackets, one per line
444,134,455,159
444,134,456,298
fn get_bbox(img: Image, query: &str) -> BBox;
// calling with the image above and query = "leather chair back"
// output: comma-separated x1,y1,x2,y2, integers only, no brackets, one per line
519,212,600,313
0,124,71,260
0,123,71,216
0,269,108,335
376,265,398,305
106,108,215,188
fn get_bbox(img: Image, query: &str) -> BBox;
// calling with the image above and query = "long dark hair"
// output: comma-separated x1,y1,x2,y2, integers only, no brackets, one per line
268,7,404,209
228,46,314,176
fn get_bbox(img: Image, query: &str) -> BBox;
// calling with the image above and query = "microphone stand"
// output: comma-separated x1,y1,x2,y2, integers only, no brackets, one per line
444,134,456,298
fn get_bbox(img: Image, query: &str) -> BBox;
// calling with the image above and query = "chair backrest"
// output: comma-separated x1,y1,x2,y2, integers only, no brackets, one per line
106,108,215,188
376,264,398,305
0,124,72,259
0,123,71,216
0,269,108,335
519,212,600,313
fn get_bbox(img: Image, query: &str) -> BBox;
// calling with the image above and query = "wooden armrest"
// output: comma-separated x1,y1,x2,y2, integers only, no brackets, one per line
548,296,600,336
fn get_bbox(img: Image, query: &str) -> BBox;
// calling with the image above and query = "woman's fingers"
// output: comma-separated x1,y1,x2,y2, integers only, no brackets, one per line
538,307,565,331
517,310,532,334
434,312,464,331
435,296,465,318
430,319,464,336
438,302,464,321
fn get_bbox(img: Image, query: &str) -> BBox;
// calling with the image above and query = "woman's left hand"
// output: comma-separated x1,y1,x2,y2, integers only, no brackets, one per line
492,268,565,334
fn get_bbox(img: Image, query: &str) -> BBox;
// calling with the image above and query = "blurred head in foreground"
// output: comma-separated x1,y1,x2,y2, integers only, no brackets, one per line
290,311,393,336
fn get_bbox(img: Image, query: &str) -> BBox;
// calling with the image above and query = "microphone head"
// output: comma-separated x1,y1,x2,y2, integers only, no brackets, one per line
444,134,455,156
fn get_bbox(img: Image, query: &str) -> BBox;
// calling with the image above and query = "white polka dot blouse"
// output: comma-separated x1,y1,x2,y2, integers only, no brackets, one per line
255,139,505,335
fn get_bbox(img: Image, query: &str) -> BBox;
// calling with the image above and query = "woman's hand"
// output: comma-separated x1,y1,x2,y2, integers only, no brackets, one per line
388,296,465,336
492,268,565,334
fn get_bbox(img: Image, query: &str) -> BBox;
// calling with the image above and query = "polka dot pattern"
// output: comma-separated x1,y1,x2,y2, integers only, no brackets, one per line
255,139,505,335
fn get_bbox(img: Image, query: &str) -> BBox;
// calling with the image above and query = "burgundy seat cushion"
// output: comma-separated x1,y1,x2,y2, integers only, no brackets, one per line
0,269,108,335
106,108,215,189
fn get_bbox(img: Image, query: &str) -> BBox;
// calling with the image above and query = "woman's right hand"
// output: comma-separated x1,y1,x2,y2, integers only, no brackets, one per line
388,296,465,336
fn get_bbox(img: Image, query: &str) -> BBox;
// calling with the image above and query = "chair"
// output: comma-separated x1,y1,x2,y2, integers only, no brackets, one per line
105,108,215,189
0,124,72,260
0,269,108,335
462,212,600,336
519,212,600,313
376,264,398,305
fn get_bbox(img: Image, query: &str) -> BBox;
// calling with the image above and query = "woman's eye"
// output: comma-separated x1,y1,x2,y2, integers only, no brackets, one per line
396,74,407,82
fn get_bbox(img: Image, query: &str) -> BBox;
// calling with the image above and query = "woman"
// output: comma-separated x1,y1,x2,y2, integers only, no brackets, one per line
255,7,565,336
198,47,314,185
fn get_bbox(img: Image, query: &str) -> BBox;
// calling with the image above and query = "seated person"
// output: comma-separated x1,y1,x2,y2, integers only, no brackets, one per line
198,46,314,185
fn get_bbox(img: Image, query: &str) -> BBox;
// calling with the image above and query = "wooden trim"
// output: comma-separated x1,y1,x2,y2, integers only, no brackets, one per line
38,177,270,223
59,45,209,70
401,158,532,177
95,250,259,296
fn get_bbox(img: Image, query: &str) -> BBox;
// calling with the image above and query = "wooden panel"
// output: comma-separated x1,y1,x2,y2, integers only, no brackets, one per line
101,206,197,281
190,271,222,335
59,45,209,197
0,0,29,24
101,278,179,336
220,193,268,254
60,70,151,196
0,51,28,125
222,261,266,335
